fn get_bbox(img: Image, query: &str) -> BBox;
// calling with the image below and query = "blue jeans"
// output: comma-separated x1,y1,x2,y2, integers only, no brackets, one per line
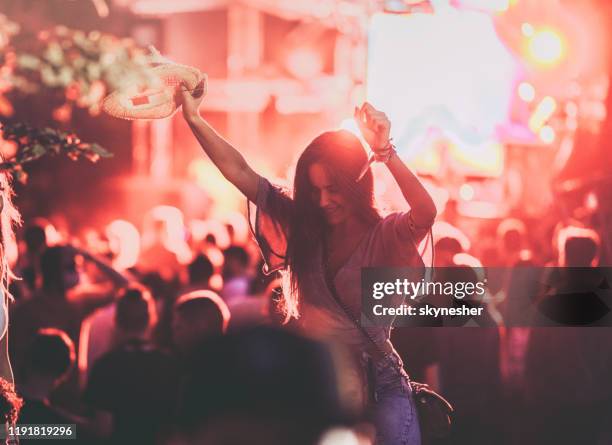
369,353,421,445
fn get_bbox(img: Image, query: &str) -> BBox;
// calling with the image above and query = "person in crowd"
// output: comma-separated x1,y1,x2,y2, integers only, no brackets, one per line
496,218,527,267
224,274,275,331
434,237,464,267
83,285,179,444
431,221,470,267
555,225,600,267
180,84,436,444
220,246,251,302
10,245,130,377
171,327,361,445
78,283,145,386
18,328,109,442
138,218,182,283
521,224,612,444
430,263,502,445
172,289,230,359
17,328,77,425
185,253,214,291
16,219,49,295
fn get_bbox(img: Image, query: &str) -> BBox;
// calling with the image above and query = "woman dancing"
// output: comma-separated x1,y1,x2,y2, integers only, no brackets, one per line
180,84,436,445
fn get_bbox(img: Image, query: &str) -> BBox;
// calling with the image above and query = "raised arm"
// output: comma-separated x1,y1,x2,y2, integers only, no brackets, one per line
385,151,437,228
71,246,134,288
356,103,437,228
179,82,260,202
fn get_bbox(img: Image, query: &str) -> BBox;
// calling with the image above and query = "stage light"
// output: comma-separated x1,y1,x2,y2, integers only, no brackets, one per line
517,82,535,102
528,29,565,66
565,101,578,118
106,219,140,270
539,125,555,144
366,10,515,175
285,47,323,80
521,23,534,37
456,0,509,13
585,192,598,211
493,0,510,12
529,96,556,132
459,184,475,201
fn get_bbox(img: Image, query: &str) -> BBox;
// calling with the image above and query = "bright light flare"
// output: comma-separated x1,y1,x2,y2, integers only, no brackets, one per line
517,82,535,102
106,219,141,270
459,184,475,201
585,192,598,211
529,96,557,132
367,10,516,172
528,29,565,66
148,205,192,264
463,0,510,13
539,125,555,144
521,23,534,37
189,159,243,212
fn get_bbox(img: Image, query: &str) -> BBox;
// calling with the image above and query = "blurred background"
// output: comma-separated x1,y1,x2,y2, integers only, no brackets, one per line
1,1,612,444
0,0,611,254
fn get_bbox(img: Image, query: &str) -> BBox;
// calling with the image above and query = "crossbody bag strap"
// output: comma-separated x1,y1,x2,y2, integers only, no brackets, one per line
321,242,389,362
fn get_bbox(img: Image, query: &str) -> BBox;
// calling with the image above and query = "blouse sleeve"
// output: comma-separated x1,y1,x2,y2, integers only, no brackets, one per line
248,176,293,274
379,211,431,267
396,210,433,245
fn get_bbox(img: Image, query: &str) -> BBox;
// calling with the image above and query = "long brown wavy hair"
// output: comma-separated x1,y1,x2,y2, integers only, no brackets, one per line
0,168,21,301
280,130,381,319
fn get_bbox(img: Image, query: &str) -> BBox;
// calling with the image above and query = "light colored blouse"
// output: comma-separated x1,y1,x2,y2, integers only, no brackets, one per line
250,177,430,359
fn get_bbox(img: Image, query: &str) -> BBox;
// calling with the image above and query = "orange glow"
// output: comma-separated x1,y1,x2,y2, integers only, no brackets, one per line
448,140,505,177
285,47,323,80
527,29,565,66
148,205,192,264
106,219,141,270
188,159,243,212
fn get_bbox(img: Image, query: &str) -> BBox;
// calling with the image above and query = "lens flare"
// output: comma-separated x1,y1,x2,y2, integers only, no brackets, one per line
528,29,565,66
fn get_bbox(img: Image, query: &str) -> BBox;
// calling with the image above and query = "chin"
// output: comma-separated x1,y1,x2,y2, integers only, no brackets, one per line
326,213,348,226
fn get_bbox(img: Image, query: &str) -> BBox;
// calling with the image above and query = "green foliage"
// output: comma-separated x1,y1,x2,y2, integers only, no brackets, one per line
0,119,112,182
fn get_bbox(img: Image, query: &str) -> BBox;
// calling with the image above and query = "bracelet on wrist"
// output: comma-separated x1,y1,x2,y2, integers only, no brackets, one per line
373,139,396,163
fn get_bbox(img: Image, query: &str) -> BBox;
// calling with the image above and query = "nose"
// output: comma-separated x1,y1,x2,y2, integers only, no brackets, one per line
319,190,332,207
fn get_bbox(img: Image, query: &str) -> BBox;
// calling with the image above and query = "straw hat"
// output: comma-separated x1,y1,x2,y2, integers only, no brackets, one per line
103,48,206,120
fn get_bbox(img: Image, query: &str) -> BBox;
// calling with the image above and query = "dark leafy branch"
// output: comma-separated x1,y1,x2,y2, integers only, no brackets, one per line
0,119,112,182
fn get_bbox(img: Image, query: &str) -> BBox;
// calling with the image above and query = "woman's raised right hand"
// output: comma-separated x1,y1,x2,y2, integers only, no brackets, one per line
179,80,205,122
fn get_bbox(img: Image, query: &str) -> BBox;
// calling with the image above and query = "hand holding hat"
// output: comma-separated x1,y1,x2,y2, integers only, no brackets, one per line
103,47,207,120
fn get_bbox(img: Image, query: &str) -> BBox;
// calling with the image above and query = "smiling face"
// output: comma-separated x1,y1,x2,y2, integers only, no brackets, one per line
308,163,351,226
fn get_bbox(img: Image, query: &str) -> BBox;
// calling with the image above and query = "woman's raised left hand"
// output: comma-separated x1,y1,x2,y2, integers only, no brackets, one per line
354,102,391,152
